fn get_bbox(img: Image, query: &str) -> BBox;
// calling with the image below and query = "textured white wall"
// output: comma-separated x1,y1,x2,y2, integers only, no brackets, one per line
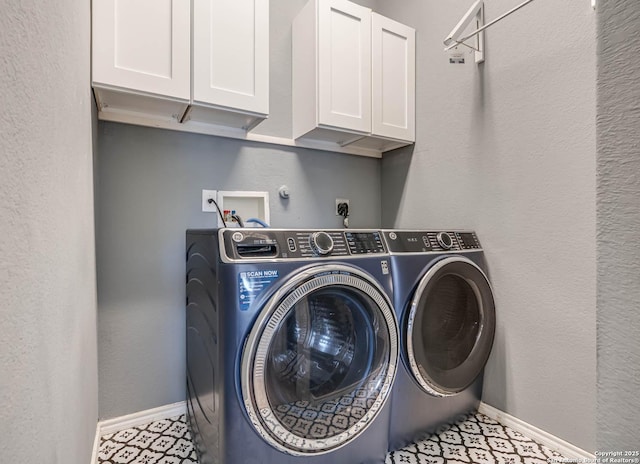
0,1,98,462
379,0,597,451
596,0,640,450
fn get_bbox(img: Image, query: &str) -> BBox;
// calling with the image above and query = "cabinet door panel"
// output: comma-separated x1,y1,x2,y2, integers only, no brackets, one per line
92,0,190,99
318,0,371,133
371,13,415,141
193,0,269,116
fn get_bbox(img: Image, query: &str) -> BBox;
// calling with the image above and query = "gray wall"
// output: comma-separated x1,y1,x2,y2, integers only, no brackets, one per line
0,1,98,463
379,0,597,452
96,122,381,418
596,0,640,450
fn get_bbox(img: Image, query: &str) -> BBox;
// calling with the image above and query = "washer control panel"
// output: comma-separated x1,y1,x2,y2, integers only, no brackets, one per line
382,230,482,253
309,231,335,256
345,231,385,255
223,229,386,260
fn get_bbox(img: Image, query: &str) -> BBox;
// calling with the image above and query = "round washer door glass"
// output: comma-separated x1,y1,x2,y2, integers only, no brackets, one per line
241,265,398,456
406,256,495,397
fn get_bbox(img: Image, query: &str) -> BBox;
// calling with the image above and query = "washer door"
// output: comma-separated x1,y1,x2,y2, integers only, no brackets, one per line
241,264,398,456
406,256,495,397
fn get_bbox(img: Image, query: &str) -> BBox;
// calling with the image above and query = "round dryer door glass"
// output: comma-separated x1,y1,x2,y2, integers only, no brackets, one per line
241,265,398,456
406,257,495,397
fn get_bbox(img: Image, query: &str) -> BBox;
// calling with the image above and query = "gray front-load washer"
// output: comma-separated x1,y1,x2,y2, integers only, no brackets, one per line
186,228,399,464
382,230,496,451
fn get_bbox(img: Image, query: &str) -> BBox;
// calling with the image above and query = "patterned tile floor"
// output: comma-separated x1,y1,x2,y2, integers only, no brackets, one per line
385,413,564,464
97,412,564,464
97,415,197,464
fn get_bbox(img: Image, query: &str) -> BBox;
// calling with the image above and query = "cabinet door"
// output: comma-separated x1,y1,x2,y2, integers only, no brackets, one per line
92,0,190,100
317,0,371,134
371,13,415,141
192,0,269,116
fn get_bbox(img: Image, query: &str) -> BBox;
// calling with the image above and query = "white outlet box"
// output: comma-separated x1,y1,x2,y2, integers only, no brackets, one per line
336,198,350,216
217,191,270,227
202,189,270,227
202,189,218,212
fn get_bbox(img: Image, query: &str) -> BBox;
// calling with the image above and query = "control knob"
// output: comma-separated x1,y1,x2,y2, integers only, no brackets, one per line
436,231,453,250
309,231,334,256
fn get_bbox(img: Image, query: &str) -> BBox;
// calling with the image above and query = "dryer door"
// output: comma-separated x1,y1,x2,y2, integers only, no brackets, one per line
241,264,398,456
406,256,495,397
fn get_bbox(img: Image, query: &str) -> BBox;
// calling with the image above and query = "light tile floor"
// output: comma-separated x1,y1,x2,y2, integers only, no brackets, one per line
97,415,197,464
97,412,565,464
385,412,564,464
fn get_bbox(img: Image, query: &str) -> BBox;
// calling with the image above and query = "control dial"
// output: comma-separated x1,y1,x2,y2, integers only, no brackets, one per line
309,231,334,256
436,231,453,250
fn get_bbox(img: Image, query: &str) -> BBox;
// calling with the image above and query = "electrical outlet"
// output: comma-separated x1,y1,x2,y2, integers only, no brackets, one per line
202,189,218,213
336,198,350,216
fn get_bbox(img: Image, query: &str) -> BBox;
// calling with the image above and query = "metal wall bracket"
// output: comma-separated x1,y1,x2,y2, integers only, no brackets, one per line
444,0,538,64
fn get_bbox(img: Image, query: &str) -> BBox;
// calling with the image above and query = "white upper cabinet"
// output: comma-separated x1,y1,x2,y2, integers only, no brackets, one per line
317,0,371,134
91,0,410,156
371,13,415,143
293,0,415,152
92,0,191,99
293,0,371,142
92,0,269,130
192,0,269,118
92,0,191,121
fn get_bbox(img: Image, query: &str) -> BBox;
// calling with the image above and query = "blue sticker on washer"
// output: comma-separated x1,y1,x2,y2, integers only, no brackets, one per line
238,270,279,310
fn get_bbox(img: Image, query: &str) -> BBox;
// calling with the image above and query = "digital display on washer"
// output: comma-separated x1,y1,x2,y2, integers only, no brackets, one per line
384,232,432,253
458,232,480,249
345,232,385,254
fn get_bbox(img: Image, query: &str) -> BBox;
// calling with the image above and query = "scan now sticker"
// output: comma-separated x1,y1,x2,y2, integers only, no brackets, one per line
238,270,279,310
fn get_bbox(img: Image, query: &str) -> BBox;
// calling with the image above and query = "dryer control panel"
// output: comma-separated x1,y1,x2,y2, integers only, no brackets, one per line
382,230,482,253
222,229,386,261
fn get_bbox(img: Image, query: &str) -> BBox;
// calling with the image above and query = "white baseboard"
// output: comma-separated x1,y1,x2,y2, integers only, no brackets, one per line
90,421,100,464
99,401,187,435
478,402,594,460
91,401,187,463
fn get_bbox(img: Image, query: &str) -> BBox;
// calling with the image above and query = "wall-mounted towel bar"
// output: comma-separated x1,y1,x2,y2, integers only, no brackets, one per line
443,0,537,63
